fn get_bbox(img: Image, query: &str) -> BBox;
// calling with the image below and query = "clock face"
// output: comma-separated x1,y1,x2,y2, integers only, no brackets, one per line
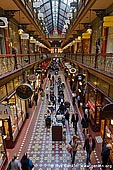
16,83,33,100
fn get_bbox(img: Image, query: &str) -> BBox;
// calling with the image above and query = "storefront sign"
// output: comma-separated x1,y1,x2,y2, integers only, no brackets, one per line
103,22,113,27
21,33,29,39
69,68,76,73
76,74,85,81
103,16,113,27
0,17,8,28
30,39,36,43
66,64,71,69
16,83,33,100
82,33,91,39
0,104,11,117
28,74,37,82
36,68,42,74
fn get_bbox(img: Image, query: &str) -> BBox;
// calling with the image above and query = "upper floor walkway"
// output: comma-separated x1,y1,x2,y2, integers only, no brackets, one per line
0,52,113,79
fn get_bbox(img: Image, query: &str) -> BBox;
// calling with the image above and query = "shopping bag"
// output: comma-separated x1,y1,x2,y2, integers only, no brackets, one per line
66,143,72,154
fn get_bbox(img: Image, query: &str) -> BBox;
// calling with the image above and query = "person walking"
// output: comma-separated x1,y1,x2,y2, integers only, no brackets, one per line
81,113,89,136
7,154,20,170
20,153,34,170
83,134,96,166
40,89,45,101
101,143,112,170
71,113,79,135
70,135,78,168
72,91,76,106
33,92,38,106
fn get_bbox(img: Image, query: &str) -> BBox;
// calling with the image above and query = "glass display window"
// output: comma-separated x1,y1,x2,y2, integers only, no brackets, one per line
21,39,28,54
8,95,18,133
0,132,5,166
14,77,19,89
19,76,23,85
8,22,20,54
0,85,7,100
3,120,10,139
7,80,14,95
15,96,22,120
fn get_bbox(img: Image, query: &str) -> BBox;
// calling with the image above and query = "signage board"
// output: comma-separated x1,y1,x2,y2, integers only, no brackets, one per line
103,16,113,22
82,33,91,39
28,74,37,82
36,68,42,74
21,33,29,39
16,83,33,100
103,22,113,27
70,68,76,73
76,74,85,81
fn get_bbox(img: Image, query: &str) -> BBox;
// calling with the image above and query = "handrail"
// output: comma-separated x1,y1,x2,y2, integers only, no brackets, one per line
0,52,113,78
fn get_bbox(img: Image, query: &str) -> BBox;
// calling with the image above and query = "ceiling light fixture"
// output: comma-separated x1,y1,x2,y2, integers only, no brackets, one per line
87,9,92,34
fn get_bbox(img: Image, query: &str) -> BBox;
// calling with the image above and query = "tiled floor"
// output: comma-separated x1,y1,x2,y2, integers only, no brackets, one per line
6,71,111,170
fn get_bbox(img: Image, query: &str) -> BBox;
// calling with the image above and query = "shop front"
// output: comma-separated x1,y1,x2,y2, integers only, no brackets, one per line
0,119,8,169
87,84,102,131
101,103,113,164
0,75,28,148
1,93,26,148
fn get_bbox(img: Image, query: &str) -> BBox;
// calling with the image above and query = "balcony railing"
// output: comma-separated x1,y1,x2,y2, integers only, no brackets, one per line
1,52,113,78
0,53,41,77
66,53,113,76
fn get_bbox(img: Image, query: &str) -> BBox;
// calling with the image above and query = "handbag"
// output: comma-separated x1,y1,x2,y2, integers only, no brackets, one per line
28,159,34,170
66,143,72,154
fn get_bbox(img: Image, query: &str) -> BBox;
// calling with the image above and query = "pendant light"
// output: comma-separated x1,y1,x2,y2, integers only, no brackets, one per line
18,11,24,35
87,9,92,34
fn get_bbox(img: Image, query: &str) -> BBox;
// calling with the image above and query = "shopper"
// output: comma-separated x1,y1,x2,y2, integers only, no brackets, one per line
71,113,79,135
83,134,96,166
72,91,76,106
33,92,38,106
101,143,112,170
21,153,34,170
7,154,20,170
81,113,89,135
70,135,78,168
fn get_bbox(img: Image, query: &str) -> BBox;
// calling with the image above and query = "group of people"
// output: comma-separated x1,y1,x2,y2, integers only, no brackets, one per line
7,153,34,170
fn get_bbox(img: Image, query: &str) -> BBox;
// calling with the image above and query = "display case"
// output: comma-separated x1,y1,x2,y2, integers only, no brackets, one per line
0,93,26,148
0,120,7,169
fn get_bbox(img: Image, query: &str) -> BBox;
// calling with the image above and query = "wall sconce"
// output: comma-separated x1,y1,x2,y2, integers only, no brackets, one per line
77,36,81,40
111,119,113,125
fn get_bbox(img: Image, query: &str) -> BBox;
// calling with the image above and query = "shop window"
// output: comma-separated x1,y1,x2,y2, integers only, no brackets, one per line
3,120,10,139
0,133,5,166
0,85,7,100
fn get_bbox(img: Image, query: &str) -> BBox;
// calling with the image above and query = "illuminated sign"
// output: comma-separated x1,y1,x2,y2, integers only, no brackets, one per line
0,17,8,28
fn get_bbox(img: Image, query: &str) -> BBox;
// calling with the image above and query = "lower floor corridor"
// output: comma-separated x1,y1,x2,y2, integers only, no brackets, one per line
6,70,111,170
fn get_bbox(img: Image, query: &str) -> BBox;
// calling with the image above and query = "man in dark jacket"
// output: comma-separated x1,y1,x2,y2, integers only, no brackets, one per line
83,134,96,165
101,143,112,170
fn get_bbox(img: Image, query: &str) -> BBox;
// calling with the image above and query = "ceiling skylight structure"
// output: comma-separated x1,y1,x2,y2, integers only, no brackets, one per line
33,0,78,34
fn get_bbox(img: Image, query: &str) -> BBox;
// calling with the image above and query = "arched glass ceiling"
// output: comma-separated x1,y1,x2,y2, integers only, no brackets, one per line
33,0,77,34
